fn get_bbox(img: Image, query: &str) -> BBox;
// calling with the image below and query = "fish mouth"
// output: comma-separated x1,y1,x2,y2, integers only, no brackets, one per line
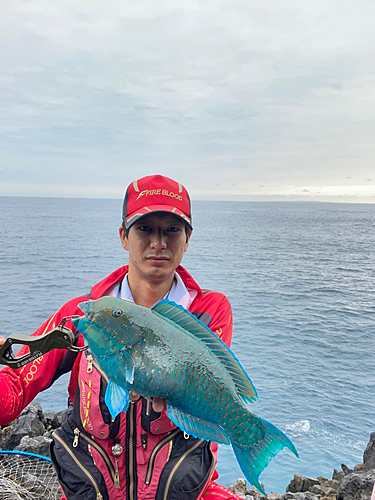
78,301,90,315
71,301,90,331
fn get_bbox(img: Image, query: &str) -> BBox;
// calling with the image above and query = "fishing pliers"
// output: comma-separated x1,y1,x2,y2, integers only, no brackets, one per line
0,316,86,369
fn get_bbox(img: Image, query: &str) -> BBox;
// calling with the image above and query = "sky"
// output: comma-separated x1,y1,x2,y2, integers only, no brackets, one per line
1,0,375,202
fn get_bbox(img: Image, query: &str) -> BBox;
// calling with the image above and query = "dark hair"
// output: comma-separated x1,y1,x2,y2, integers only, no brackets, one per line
121,220,192,243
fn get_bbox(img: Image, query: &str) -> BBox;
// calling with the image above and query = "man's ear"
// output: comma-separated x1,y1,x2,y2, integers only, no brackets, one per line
119,226,129,251
184,230,192,253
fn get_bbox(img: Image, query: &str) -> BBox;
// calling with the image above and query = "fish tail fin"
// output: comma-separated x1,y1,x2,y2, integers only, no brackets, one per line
232,419,298,497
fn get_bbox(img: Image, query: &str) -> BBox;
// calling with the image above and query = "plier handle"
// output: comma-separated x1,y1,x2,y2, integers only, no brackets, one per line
0,316,86,369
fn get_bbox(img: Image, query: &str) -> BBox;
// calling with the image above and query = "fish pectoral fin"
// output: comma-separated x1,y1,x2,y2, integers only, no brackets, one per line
105,379,130,419
120,348,135,384
167,404,230,445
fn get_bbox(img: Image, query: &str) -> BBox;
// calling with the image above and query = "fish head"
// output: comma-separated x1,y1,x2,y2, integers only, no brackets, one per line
73,297,143,359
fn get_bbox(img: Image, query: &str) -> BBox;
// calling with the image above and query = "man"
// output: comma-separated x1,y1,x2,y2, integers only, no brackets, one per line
0,174,240,500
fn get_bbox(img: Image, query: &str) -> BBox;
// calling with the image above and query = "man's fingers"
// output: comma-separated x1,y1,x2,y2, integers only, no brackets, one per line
128,392,168,415
152,397,167,413
129,391,141,401
0,336,5,347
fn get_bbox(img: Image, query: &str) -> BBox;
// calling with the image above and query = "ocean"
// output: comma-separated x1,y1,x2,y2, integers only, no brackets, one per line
0,196,374,494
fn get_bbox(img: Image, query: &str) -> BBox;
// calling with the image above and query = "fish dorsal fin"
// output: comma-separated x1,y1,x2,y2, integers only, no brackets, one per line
152,299,258,403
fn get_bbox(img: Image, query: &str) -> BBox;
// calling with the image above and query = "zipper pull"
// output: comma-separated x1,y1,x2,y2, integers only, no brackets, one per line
183,432,190,440
87,354,93,373
141,434,148,449
112,441,123,489
73,428,80,447
114,460,120,489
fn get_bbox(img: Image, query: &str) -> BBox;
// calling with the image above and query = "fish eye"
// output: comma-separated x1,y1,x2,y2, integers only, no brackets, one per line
112,308,123,318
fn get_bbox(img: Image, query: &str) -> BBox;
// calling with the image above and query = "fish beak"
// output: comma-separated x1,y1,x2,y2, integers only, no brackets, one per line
78,301,89,314
71,315,83,329
72,302,90,333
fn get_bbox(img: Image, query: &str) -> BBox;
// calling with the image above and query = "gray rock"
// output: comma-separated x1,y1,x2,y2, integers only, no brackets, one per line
229,478,247,498
14,435,52,458
286,474,320,493
44,410,65,431
281,492,320,500
246,485,266,499
228,478,268,499
1,424,13,442
333,468,345,482
341,463,353,475
363,432,375,472
2,402,46,450
337,470,375,500
310,484,325,496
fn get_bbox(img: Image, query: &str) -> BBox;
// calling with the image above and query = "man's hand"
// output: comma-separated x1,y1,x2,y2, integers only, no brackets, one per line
129,391,167,413
0,336,5,347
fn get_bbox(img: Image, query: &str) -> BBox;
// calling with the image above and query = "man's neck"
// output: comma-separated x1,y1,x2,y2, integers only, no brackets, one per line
127,273,175,308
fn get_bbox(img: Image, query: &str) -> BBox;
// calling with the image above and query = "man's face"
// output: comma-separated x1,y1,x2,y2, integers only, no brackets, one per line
119,212,190,283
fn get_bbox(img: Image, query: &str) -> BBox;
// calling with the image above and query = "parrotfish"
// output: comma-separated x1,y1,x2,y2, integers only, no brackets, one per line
73,297,298,496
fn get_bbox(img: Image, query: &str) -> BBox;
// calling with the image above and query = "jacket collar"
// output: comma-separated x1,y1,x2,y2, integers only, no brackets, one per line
89,265,203,302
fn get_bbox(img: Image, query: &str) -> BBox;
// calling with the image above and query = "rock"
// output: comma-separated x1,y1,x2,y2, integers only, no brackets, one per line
310,484,325,496
286,474,320,493
337,470,375,500
246,485,267,499
316,477,340,496
341,464,353,475
363,432,375,472
1,424,13,442
281,492,320,499
2,402,46,450
333,468,345,482
44,409,65,431
229,478,247,498
324,487,338,497
14,434,52,457
228,478,268,499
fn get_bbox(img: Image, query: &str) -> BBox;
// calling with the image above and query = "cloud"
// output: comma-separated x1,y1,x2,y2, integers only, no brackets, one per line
0,0,375,200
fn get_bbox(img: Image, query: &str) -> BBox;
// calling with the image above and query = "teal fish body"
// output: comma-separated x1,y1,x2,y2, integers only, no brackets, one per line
74,297,298,496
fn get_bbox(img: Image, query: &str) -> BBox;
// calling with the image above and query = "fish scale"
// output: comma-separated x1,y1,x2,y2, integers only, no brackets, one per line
74,296,298,497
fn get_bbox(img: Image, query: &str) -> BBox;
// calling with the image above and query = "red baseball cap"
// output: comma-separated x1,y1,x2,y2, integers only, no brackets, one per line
122,174,192,230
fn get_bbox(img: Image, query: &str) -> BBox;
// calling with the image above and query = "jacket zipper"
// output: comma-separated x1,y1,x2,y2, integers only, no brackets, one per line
73,427,121,489
144,429,180,485
162,440,205,500
53,431,103,500
127,400,137,500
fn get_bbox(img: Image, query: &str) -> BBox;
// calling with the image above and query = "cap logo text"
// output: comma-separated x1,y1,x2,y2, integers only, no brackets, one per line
136,189,183,202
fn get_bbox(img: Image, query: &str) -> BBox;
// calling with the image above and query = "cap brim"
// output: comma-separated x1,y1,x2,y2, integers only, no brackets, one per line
124,204,192,230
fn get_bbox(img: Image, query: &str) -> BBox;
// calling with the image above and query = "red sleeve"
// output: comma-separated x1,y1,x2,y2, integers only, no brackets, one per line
0,298,85,426
206,295,233,348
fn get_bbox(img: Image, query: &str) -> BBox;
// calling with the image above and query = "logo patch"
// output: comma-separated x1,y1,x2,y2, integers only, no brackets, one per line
136,189,183,202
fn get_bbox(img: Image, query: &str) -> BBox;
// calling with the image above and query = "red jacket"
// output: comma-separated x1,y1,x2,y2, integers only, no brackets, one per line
0,266,233,500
